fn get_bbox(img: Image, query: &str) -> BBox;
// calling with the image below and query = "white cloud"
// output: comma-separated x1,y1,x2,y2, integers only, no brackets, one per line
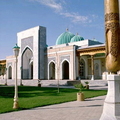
30,0,63,11
29,0,97,24
60,12,89,23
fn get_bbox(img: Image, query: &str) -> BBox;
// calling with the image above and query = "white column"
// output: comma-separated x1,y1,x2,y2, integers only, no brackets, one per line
73,45,76,80
91,55,94,80
5,68,7,85
48,63,50,80
78,56,80,80
100,74,120,120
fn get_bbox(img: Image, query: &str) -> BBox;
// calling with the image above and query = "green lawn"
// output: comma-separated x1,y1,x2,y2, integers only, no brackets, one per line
0,86,107,114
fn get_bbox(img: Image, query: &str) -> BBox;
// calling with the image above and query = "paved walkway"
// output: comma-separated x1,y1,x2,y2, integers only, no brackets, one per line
0,95,106,120
0,79,107,120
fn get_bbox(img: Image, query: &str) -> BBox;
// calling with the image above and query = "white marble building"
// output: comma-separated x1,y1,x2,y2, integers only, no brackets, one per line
3,26,106,81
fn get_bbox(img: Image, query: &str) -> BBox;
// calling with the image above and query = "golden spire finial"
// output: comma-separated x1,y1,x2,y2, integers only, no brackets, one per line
66,28,69,32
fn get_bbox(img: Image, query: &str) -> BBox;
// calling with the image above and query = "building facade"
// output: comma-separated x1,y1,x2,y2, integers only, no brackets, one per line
0,26,107,81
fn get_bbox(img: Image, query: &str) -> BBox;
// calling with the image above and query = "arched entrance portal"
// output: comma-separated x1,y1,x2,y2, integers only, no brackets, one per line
49,62,55,79
22,47,33,79
80,59,85,79
62,60,69,79
8,66,12,79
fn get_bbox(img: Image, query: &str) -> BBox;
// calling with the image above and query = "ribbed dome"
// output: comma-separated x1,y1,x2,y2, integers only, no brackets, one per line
93,38,98,41
70,34,84,43
56,31,75,45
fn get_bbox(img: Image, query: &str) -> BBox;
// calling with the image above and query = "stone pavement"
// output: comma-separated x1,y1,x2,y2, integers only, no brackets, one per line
0,79,107,120
0,95,106,120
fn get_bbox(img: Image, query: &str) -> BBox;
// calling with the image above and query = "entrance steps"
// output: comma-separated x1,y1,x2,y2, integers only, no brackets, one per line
81,80,108,86
41,80,108,87
41,80,68,86
0,79,108,87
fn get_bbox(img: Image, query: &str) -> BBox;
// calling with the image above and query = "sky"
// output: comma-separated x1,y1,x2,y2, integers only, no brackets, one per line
0,0,105,59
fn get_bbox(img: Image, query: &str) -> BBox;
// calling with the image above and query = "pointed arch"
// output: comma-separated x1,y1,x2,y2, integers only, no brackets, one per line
8,66,12,79
21,47,33,79
48,61,55,80
21,46,33,55
80,59,85,79
61,60,69,80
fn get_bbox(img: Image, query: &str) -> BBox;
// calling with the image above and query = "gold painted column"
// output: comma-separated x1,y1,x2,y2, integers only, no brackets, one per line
100,0,120,119
91,55,94,80
105,0,120,73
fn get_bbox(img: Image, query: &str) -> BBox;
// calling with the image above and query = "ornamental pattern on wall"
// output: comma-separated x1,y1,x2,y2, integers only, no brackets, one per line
60,56,70,63
105,13,119,21
21,36,33,52
48,57,56,63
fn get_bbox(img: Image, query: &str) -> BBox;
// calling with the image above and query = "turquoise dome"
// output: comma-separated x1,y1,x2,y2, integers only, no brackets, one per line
93,38,98,41
56,31,75,45
70,34,84,43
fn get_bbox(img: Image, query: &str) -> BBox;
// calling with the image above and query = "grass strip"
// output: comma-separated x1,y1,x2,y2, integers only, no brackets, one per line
0,86,107,113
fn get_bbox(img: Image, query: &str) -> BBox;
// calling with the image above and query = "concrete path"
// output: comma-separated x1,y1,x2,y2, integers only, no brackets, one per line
0,95,106,120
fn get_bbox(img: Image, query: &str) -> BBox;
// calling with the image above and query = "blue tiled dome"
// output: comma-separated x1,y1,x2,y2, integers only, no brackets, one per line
70,34,84,43
56,30,75,45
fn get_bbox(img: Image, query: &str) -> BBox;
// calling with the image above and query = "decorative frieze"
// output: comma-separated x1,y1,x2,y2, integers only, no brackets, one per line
21,36,33,52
